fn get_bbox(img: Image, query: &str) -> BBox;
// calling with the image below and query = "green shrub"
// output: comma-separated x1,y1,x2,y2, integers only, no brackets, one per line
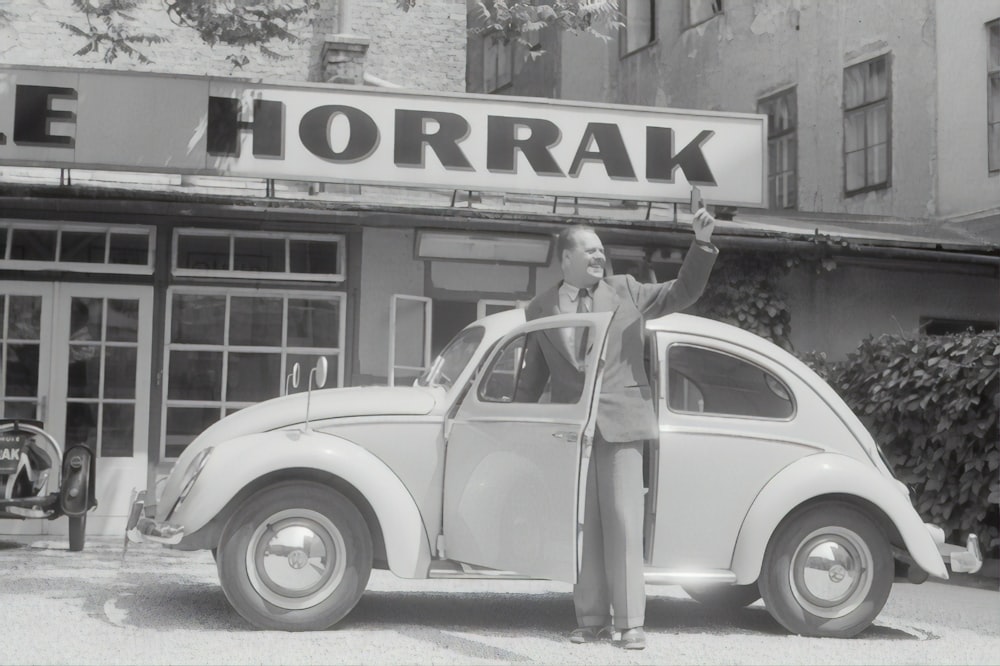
807,331,999,559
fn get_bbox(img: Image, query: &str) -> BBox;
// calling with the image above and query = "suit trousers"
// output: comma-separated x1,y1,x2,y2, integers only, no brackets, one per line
573,435,645,630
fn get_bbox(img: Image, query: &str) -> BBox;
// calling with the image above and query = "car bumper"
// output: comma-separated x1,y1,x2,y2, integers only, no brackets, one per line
926,524,983,574
124,489,185,545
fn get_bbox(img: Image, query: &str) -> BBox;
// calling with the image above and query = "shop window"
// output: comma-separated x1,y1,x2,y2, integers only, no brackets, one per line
173,229,344,282
667,344,794,419
0,222,152,273
685,0,723,28
989,19,1000,172
844,54,891,194
162,288,345,458
621,0,655,56
758,88,797,209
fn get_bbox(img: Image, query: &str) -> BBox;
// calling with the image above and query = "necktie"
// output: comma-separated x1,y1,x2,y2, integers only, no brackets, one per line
576,287,590,362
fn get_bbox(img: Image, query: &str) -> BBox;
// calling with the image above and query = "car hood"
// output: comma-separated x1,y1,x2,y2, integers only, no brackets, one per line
170,385,440,474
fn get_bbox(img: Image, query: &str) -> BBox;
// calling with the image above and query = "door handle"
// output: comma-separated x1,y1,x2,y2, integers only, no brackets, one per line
552,431,579,442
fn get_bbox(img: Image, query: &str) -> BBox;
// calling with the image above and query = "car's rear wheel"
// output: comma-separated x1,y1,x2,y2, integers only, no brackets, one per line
759,503,892,637
683,583,761,609
217,481,373,631
68,514,86,552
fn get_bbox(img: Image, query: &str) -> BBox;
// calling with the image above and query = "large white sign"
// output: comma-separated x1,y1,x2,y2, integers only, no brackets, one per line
0,66,766,206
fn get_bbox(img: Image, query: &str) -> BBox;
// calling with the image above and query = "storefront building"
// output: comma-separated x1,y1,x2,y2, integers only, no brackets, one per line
0,62,770,536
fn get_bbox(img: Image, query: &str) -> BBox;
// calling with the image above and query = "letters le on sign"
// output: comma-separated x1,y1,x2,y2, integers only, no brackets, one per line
0,66,766,207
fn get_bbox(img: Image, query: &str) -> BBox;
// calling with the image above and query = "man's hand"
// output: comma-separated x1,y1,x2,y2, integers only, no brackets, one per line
693,207,716,244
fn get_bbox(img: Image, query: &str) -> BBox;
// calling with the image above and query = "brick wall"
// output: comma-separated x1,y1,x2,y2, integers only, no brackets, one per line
348,0,467,91
0,0,466,91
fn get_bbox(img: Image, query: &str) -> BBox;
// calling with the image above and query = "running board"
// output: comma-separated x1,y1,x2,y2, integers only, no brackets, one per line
643,569,738,585
427,561,738,585
428,561,543,580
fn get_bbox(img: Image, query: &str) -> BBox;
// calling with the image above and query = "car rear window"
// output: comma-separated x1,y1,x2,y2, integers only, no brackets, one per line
667,344,794,419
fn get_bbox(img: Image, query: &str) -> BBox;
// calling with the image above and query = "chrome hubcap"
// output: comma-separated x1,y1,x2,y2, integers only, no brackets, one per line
789,526,872,618
246,509,346,610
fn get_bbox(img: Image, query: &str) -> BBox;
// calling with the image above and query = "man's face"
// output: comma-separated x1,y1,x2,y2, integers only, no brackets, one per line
561,229,605,288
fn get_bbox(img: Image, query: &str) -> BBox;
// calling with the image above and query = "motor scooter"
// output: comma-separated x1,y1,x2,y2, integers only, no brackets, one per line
0,419,96,551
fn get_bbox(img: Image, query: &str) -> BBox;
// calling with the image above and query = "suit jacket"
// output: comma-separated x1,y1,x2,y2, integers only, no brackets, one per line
517,240,718,442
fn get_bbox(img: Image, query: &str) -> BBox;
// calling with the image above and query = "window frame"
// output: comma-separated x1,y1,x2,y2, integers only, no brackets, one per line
683,0,723,30
842,53,893,196
620,0,657,58
0,220,154,275
663,342,797,422
757,87,798,210
160,285,346,460
988,19,1000,173
172,228,345,282
920,316,997,336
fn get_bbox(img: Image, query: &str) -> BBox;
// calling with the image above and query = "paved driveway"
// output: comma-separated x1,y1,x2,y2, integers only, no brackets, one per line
1,536,998,665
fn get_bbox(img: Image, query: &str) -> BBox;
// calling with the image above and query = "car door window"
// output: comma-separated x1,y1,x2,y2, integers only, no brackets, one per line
478,326,589,405
667,344,794,419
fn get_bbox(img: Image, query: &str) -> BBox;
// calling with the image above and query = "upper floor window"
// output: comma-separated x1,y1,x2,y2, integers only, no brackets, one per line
484,36,514,93
988,19,1000,172
758,88,798,209
685,0,723,28
621,0,655,56
844,54,891,194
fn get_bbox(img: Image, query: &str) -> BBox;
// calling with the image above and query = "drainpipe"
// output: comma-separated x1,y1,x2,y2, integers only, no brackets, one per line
338,0,351,34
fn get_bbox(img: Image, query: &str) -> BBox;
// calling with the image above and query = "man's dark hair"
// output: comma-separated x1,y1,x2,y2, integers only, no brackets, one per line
556,224,598,261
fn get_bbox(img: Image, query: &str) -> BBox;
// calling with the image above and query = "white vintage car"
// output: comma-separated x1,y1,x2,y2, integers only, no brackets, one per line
126,309,982,637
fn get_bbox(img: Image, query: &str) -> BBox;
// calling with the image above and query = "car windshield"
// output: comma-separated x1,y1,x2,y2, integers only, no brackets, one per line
416,326,485,390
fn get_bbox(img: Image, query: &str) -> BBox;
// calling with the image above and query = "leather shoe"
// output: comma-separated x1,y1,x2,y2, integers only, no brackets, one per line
569,625,614,643
618,627,646,650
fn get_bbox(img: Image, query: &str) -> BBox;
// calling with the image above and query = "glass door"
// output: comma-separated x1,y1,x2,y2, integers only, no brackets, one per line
49,285,153,535
0,283,53,423
0,281,152,538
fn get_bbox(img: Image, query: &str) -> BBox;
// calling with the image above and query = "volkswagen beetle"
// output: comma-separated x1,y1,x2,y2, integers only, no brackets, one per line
125,309,982,637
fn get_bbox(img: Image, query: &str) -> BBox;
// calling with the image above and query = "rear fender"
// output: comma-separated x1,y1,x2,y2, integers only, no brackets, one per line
59,445,96,516
167,429,432,579
731,453,948,583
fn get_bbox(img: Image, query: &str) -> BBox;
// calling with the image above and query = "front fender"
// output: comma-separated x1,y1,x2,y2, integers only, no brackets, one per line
731,453,948,583
167,429,432,579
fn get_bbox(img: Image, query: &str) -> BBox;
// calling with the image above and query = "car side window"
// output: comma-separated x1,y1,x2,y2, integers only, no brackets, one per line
667,344,794,419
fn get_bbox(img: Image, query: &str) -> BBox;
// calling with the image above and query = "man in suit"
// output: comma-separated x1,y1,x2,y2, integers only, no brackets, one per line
515,208,718,649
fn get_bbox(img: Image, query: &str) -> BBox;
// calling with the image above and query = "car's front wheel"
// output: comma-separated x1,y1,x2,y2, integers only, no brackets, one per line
217,481,373,631
759,502,892,638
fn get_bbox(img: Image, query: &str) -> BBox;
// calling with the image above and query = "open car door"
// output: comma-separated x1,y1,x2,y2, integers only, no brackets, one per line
441,311,613,583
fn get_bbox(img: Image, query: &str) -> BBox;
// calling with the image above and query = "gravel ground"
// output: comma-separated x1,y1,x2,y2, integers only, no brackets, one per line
1,536,998,665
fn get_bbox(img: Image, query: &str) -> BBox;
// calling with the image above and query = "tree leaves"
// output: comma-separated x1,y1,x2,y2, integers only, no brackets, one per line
59,0,315,65
470,0,623,49
59,0,164,64
806,329,1000,558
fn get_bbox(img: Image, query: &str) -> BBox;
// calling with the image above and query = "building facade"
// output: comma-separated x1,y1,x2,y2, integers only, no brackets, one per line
1,0,997,541
0,0,479,537
468,0,1000,357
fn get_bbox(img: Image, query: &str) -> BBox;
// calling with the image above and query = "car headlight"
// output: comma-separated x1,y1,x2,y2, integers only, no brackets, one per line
166,447,213,520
